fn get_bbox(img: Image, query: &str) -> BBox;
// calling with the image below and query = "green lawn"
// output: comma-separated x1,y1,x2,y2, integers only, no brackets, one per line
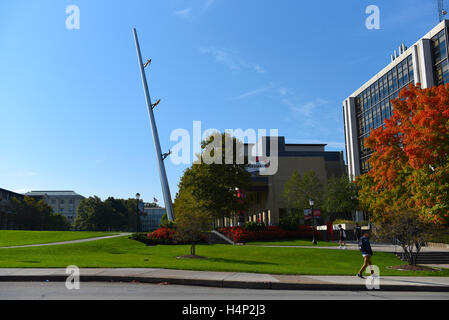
246,239,340,247
0,236,447,277
0,230,118,247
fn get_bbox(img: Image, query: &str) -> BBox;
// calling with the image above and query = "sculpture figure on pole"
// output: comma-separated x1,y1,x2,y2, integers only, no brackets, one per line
133,28,175,221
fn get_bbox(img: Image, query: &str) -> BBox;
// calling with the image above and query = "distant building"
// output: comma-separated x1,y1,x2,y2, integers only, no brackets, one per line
140,206,166,232
25,191,85,224
0,188,25,229
224,136,346,227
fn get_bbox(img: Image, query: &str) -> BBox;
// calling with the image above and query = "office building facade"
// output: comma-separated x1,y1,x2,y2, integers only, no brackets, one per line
140,206,166,232
221,136,346,227
343,20,449,178
25,191,85,224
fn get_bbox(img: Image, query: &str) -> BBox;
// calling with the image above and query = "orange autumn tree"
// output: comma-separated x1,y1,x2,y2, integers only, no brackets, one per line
357,84,449,225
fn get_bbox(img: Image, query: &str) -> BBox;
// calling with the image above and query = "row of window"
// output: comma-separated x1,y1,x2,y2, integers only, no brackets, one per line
432,29,447,65
54,208,75,213
355,55,414,116
433,29,449,86
51,199,75,205
357,92,398,138
360,157,373,173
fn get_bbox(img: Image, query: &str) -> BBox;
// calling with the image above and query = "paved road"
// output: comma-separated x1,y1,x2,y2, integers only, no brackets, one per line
0,233,131,249
0,282,448,300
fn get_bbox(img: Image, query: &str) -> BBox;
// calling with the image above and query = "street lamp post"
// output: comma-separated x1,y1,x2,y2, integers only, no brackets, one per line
136,193,141,233
310,199,317,245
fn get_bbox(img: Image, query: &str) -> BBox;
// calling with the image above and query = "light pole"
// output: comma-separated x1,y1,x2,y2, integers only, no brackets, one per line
136,193,141,233
310,199,317,245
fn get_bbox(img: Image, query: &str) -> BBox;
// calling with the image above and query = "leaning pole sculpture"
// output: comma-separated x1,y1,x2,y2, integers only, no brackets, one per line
133,28,175,221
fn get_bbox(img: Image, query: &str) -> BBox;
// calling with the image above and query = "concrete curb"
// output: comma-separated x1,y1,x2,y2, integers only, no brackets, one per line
1,274,449,292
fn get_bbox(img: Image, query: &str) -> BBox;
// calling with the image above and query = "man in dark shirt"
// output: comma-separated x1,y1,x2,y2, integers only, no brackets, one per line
338,225,347,249
357,233,374,279
354,224,362,243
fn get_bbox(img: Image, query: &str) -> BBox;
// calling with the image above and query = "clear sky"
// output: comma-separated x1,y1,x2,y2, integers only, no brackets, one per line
0,0,440,205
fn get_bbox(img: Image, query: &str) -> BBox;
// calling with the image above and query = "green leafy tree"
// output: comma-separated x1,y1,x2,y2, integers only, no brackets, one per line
176,132,251,226
281,170,324,226
323,175,359,214
74,196,152,232
159,213,174,229
10,196,70,231
73,196,106,231
174,187,213,256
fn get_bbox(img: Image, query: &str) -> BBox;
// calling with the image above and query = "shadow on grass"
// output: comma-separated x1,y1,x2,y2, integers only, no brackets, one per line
206,257,277,266
252,238,311,243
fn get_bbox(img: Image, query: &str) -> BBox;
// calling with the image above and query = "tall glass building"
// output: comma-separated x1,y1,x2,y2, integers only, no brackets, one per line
343,20,449,178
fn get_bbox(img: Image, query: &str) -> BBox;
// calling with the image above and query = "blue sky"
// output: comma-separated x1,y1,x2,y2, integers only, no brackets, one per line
0,0,440,204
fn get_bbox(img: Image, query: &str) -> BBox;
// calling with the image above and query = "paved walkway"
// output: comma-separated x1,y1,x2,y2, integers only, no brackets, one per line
0,233,131,249
248,242,449,253
0,268,448,292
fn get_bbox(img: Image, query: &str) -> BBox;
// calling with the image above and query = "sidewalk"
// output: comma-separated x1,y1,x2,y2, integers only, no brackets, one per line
1,268,449,292
248,242,449,253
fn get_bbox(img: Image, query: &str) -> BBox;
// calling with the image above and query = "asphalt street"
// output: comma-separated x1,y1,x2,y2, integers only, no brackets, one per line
0,282,448,300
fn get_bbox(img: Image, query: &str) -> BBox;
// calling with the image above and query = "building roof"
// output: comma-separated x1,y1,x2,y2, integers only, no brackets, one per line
346,20,448,99
0,188,25,198
25,191,84,198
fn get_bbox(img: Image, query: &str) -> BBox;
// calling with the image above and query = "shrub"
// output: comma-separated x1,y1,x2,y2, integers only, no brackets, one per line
244,221,266,232
129,233,162,246
131,226,210,246
148,227,176,244
219,225,320,243
333,219,369,226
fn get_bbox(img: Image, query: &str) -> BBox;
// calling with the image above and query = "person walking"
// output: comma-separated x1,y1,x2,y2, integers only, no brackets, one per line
354,223,362,244
357,232,374,279
338,225,347,249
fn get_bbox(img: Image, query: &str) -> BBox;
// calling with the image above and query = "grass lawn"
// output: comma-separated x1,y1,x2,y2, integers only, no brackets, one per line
0,236,448,277
0,230,118,247
246,239,340,247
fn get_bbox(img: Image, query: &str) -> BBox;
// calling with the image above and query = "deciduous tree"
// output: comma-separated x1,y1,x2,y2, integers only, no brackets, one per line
357,84,449,224
176,132,251,226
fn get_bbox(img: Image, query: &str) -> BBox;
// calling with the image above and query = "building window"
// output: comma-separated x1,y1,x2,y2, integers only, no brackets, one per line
432,30,447,65
355,55,413,174
435,59,449,85
433,29,449,86
408,55,414,82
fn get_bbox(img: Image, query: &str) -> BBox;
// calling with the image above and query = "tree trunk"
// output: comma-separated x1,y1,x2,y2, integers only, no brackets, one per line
191,243,196,256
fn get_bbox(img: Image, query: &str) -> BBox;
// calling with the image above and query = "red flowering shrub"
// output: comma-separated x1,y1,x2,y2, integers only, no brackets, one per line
147,227,176,244
144,227,209,245
218,225,320,243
